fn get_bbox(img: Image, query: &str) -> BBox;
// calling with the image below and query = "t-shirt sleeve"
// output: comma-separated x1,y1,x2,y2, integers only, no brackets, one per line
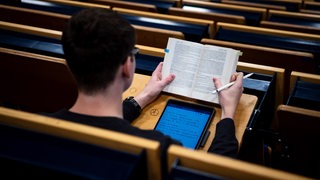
208,118,238,158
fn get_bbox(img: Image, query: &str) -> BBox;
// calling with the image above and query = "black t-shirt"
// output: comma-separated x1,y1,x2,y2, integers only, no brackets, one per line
41,102,238,158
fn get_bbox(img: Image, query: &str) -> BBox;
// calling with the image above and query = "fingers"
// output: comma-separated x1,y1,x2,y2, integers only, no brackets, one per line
213,72,243,91
213,77,222,89
233,72,244,87
163,74,175,85
152,62,163,76
230,74,236,82
153,62,175,86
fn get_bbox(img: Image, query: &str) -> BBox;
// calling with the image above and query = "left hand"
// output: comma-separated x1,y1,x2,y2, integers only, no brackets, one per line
134,62,175,109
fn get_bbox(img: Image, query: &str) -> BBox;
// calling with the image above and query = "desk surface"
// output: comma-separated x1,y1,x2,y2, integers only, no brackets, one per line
123,73,258,151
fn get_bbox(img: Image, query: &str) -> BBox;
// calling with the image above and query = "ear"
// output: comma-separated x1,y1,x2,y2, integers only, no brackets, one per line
122,56,133,78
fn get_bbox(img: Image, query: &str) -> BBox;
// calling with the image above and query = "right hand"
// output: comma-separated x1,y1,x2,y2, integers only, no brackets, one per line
213,72,244,119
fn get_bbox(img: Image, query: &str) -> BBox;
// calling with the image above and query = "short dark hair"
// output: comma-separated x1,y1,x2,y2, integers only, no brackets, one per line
62,8,136,94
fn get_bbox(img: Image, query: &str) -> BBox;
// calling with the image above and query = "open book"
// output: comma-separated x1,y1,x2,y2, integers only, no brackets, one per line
162,38,241,104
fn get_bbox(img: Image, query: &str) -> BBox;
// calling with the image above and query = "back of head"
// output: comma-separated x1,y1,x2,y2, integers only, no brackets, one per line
62,8,135,94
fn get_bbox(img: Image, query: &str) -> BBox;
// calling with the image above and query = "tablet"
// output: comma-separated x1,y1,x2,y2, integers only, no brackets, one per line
154,99,215,149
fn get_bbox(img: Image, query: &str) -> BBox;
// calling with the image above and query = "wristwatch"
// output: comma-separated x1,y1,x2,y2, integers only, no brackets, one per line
124,96,142,113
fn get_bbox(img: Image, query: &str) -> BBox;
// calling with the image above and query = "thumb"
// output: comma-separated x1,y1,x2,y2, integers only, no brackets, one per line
162,74,175,86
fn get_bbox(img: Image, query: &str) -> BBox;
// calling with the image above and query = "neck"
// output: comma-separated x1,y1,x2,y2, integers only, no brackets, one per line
69,62,133,118
70,85,124,118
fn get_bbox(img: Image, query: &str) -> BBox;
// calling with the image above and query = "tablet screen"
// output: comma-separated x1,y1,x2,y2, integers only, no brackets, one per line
154,99,214,149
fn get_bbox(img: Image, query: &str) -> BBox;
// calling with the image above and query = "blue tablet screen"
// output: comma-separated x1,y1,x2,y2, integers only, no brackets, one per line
154,100,213,149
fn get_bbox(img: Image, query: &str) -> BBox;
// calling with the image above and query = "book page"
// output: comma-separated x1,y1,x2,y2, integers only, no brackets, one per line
191,45,239,103
162,38,203,97
162,38,240,104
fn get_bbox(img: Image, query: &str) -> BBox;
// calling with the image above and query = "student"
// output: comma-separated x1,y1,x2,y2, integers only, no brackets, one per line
42,8,243,159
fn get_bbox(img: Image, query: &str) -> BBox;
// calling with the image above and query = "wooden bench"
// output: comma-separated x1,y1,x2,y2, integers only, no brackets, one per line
133,25,184,48
0,20,182,74
0,5,185,49
168,6,246,26
181,0,267,26
114,0,182,12
220,0,302,12
167,144,311,180
88,0,158,12
43,0,162,12
300,1,320,15
113,7,215,40
215,22,320,47
221,0,287,11
0,106,162,180
1,0,85,15
213,22,320,77
31,0,111,9
0,4,70,31
0,21,64,57
260,10,320,34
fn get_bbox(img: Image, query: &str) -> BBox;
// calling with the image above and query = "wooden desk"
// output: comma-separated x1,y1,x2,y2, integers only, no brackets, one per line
123,73,258,151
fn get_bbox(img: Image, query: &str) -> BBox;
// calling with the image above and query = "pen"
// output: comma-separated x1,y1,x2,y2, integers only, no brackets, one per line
212,73,254,94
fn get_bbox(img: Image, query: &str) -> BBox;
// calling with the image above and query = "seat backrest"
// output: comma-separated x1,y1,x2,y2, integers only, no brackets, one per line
302,1,320,13
221,0,302,12
0,20,180,75
0,47,77,113
0,106,162,180
88,0,158,12
287,71,320,111
0,6,184,49
260,10,320,34
214,22,320,58
181,0,266,26
38,0,111,9
113,7,214,41
109,0,181,12
167,145,311,180
0,20,177,80
134,25,185,49
221,0,287,11
0,4,70,31
168,6,246,25
0,20,62,40
0,0,87,15
275,104,320,179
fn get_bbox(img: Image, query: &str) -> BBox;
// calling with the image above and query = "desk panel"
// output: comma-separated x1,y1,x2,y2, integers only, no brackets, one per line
123,73,257,151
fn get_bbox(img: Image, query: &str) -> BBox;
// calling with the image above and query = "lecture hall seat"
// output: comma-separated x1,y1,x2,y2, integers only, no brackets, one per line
0,106,163,180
